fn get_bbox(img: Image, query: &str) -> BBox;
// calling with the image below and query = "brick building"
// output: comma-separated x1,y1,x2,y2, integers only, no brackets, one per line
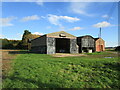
94,38,105,52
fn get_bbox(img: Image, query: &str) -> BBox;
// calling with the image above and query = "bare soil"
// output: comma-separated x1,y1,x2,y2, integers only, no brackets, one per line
52,51,118,58
1,50,19,76
52,53,87,57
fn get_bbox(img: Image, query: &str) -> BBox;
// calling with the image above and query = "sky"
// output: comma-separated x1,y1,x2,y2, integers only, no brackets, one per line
0,1,119,47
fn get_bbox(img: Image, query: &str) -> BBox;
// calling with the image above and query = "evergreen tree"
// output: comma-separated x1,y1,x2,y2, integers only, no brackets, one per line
21,30,31,49
22,30,31,43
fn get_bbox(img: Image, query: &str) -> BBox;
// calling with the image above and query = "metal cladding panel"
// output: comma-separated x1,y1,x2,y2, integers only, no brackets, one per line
31,35,46,47
47,37,55,54
81,37,95,47
70,39,79,53
30,45,47,54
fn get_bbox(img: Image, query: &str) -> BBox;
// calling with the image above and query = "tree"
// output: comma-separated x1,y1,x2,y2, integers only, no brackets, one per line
20,30,31,49
1,38,9,49
16,41,23,49
20,30,41,49
0,30,41,49
22,30,31,43
0,39,13,49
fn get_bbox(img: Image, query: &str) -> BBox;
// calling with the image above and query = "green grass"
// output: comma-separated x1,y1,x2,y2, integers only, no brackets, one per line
3,52,120,88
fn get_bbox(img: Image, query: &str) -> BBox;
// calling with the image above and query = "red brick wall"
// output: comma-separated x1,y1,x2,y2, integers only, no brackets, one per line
95,38,105,52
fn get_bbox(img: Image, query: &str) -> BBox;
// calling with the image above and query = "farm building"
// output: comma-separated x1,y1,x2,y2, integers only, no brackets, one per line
27,34,41,50
30,31,79,54
77,35,96,53
94,38,105,52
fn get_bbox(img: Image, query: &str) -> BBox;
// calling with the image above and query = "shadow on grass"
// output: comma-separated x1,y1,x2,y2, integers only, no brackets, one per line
104,62,120,72
3,75,61,88
8,51,45,54
8,51,29,54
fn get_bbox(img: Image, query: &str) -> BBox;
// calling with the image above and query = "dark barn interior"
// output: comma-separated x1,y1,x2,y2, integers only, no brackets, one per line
55,38,70,53
81,47,95,53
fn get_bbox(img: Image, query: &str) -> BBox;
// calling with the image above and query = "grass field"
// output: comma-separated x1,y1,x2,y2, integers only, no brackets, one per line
2,50,120,88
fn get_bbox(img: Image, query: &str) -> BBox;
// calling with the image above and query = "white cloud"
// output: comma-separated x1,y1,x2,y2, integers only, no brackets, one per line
36,0,44,6
102,14,113,20
47,14,80,26
0,17,16,27
32,32,44,35
60,16,80,22
70,2,93,16
41,16,46,18
47,14,60,25
21,15,40,22
70,27,83,31
93,21,111,28
102,14,109,18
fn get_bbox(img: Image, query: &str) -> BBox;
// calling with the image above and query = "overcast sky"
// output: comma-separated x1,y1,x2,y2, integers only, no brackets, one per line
0,1,118,47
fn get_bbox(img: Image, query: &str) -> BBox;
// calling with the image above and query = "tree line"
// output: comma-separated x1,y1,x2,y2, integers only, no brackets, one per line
0,30,40,49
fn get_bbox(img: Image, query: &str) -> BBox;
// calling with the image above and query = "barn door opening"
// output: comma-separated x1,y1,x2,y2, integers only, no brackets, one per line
55,38,70,53
97,45,103,51
100,45,103,51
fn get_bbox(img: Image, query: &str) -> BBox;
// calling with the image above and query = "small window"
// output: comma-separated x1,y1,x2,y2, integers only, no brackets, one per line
59,33,66,37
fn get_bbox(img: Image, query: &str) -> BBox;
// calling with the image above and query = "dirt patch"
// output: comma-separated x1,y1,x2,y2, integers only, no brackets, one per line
52,53,87,57
0,49,23,51
1,50,19,76
106,51,119,55
51,51,118,58
87,51,118,58
2,51,17,60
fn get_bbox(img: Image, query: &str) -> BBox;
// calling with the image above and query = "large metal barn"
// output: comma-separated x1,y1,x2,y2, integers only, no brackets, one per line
30,31,79,54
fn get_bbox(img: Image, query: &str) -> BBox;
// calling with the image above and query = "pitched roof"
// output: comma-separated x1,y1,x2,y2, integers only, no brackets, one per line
77,35,94,39
26,34,41,42
94,38,99,41
94,38,105,42
47,31,76,38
